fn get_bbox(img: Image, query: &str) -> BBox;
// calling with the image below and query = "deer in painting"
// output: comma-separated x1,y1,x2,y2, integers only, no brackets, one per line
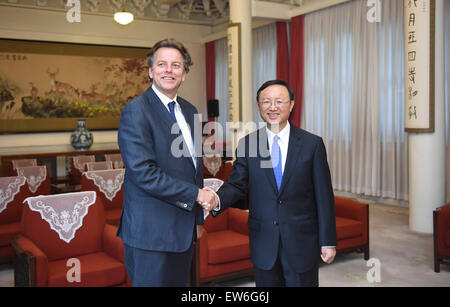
80,84,109,103
46,68,78,96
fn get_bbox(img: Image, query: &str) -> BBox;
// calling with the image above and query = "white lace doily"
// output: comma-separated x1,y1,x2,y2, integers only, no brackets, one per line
12,159,37,171
104,153,124,169
72,155,95,173
23,191,97,243
0,176,26,213
203,178,224,192
16,166,47,193
203,154,222,176
83,169,125,201
85,161,113,171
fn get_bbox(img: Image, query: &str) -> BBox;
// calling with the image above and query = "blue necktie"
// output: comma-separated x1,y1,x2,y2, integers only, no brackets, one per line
168,101,177,123
271,135,282,191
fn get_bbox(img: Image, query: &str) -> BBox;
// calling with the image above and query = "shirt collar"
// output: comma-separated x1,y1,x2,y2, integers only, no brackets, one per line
266,122,290,144
152,84,178,108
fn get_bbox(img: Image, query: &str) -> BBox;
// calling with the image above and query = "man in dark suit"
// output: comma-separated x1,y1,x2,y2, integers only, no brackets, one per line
117,39,216,286
213,80,337,287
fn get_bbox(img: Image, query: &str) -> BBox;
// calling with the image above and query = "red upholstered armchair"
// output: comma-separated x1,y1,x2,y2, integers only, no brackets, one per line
12,191,130,287
80,169,125,226
191,178,253,286
0,176,30,264
104,153,124,169
334,196,370,260
11,159,38,175
203,156,233,182
85,161,113,171
70,155,95,186
15,165,52,197
433,204,450,272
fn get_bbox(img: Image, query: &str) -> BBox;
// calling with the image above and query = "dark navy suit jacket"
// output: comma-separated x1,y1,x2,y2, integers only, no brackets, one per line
117,86,203,253
214,124,337,273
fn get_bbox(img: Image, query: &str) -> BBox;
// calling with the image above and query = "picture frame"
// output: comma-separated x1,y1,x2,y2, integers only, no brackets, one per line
0,39,149,133
404,0,435,133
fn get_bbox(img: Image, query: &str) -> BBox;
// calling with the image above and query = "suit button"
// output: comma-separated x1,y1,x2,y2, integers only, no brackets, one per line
278,200,282,205
183,203,188,208
273,221,279,226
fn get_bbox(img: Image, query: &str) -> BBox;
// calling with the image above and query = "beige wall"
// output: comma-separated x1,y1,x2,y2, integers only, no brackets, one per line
0,5,211,155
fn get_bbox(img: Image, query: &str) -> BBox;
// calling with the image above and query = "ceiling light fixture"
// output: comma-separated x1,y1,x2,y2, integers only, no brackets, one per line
114,1,134,25
114,11,134,25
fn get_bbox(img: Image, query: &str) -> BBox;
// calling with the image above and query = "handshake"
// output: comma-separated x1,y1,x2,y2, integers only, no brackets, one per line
197,187,219,212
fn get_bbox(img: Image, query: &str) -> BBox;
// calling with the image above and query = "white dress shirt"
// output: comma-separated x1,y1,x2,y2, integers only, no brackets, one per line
152,85,197,168
266,122,290,175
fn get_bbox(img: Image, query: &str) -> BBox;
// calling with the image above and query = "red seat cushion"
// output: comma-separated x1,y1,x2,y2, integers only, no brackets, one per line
445,230,450,247
47,252,126,287
336,217,362,240
0,222,20,246
208,230,250,264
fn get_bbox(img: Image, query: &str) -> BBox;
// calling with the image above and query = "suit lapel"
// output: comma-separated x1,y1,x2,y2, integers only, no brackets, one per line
145,88,197,172
145,87,175,131
278,125,302,195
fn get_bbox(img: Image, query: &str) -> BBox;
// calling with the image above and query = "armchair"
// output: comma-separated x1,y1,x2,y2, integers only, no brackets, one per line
80,169,125,226
191,178,253,286
0,176,29,264
85,161,113,171
433,204,450,272
70,155,95,186
12,191,130,286
104,153,124,169
11,159,38,174
334,196,370,260
15,165,52,196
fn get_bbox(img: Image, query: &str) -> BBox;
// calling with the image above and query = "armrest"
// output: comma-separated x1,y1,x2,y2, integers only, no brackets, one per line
12,234,48,287
228,208,249,236
433,204,450,254
102,224,124,263
437,204,450,230
334,197,368,222
194,229,209,280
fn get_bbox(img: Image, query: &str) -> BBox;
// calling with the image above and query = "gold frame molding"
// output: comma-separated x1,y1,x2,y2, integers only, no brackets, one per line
0,39,149,134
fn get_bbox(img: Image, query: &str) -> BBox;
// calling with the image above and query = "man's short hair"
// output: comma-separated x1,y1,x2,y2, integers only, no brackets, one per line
146,38,193,73
256,79,295,102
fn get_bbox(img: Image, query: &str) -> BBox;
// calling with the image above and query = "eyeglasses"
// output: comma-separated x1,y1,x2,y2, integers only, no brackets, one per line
259,99,291,107
155,61,183,71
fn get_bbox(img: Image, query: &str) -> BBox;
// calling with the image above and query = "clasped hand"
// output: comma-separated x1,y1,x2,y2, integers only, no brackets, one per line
197,187,219,212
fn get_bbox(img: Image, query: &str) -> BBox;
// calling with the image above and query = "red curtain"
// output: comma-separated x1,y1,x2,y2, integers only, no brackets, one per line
288,15,305,128
205,41,215,122
276,22,289,83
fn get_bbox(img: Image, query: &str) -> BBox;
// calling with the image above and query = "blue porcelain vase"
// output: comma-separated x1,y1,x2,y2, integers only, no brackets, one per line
71,119,93,151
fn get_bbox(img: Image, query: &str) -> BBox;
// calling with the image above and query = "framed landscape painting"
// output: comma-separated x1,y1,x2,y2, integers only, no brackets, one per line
0,39,149,133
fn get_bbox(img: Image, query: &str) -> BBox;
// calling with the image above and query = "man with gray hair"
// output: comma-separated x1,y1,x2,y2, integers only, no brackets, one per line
117,38,217,286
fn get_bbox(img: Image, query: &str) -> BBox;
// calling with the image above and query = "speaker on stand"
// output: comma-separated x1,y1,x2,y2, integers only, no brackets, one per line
207,99,219,118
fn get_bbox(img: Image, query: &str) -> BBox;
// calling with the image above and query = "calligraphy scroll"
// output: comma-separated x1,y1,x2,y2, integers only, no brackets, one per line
227,23,242,123
404,0,435,132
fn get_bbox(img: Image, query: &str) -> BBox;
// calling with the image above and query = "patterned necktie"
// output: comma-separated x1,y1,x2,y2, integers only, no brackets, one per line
271,135,282,191
168,101,177,123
